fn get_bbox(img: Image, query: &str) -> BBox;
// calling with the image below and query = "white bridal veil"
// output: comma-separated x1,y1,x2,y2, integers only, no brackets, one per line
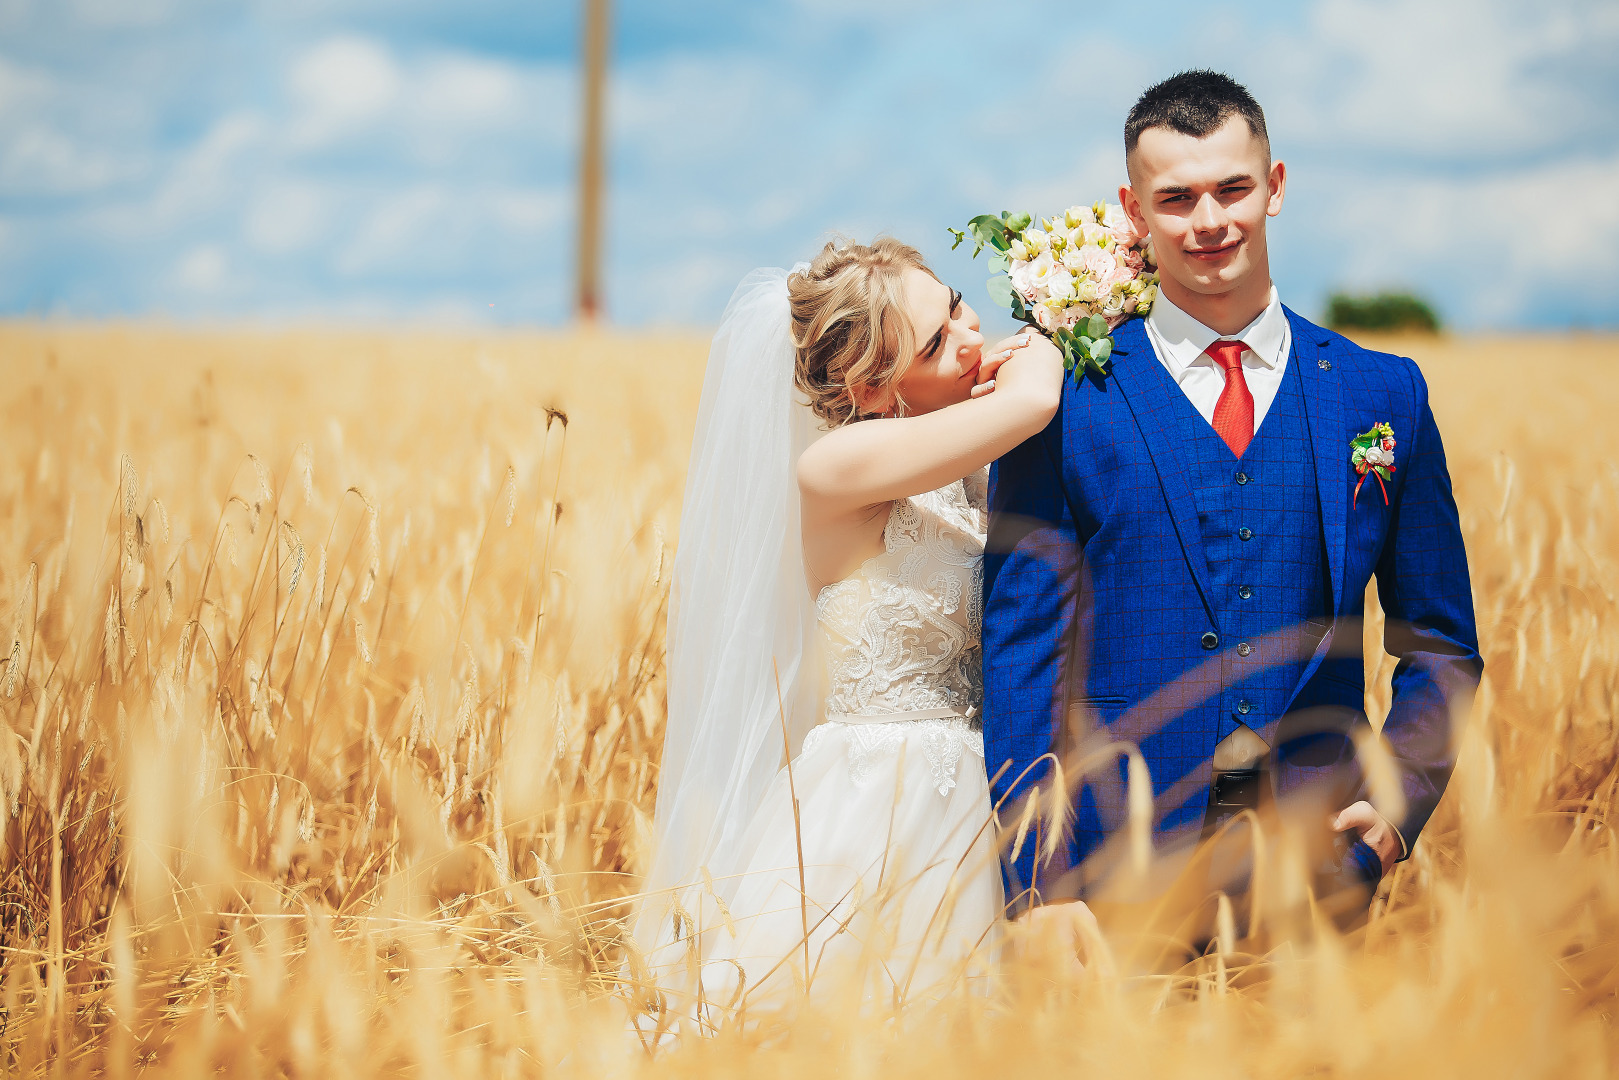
633,266,822,960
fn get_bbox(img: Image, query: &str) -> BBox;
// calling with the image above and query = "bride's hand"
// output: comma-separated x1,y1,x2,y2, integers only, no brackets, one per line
969,330,1034,398
982,330,1064,414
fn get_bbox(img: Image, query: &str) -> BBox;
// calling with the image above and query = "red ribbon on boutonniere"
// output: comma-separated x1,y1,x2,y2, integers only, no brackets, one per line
1350,422,1396,507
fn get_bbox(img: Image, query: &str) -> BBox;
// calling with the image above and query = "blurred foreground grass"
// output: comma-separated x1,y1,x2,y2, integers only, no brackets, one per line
0,323,1615,1076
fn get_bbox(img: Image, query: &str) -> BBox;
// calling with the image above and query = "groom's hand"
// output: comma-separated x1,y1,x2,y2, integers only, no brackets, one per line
1010,897,1101,979
1331,800,1402,878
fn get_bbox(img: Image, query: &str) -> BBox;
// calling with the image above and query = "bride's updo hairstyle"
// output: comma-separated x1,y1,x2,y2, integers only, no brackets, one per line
789,237,937,427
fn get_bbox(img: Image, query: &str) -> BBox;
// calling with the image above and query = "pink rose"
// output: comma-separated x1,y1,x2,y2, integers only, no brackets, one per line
1079,245,1115,281
1381,437,1395,451
1104,257,1136,290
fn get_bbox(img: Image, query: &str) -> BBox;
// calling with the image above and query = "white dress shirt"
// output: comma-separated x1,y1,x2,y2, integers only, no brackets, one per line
1143,284,1291,434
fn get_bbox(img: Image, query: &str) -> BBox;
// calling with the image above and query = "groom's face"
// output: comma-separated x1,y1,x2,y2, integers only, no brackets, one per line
1121,115,1285,301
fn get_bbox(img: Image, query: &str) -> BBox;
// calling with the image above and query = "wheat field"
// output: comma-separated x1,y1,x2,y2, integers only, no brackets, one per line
0,322,1614,1077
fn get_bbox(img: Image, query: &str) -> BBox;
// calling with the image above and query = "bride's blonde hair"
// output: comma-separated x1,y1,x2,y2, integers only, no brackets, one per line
789,237,937,427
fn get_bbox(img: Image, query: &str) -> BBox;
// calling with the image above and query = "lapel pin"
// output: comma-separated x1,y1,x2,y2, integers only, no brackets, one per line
1318,358,1332,371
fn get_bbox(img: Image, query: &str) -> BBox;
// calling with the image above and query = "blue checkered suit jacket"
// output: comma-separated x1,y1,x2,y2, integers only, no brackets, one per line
982,308,1482,909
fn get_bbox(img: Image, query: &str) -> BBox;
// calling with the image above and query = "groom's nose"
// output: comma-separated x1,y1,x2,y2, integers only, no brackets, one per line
1189,191,1227,234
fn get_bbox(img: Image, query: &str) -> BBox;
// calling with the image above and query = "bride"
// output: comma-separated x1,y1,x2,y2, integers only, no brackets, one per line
629,237,1063,1032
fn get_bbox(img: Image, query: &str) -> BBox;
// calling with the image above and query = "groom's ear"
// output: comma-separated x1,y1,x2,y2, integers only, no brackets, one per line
1119,183,1149,240
1266,159,1287,219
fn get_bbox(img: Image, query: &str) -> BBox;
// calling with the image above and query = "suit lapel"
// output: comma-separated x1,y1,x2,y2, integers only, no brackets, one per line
1289,306,1348,615
1108,317,1222,634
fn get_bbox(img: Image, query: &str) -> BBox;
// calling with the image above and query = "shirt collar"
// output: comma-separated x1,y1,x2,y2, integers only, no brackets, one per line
1145,284,1287,375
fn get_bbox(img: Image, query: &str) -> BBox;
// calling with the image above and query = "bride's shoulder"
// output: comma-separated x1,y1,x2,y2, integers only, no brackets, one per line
795,421,861,500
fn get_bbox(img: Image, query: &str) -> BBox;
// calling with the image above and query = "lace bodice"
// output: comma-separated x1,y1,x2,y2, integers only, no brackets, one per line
802,472,988,795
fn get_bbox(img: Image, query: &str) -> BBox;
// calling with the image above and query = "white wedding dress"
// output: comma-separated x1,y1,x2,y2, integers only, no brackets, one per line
630,268,1002,1037
692,473,1003,1013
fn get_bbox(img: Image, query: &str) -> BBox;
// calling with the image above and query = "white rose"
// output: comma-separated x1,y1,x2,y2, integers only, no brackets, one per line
1008,262,1038,300
1045,272,1077,302
1065,205,1096,227
1081,222,1110,248
1364,446,1394,468
1060,245,1087,271
1023,228,1050,255
1010,239,1031,261
1075,278,1100,303
1028,252,1061,291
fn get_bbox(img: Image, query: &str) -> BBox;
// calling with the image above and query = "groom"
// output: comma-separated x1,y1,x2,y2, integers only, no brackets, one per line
982,71,1482,930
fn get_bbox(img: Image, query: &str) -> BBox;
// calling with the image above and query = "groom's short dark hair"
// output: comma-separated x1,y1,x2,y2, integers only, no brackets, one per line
1125,70,1269,160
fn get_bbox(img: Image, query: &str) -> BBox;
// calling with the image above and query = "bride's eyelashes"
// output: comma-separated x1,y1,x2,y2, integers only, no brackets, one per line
919,288,965,362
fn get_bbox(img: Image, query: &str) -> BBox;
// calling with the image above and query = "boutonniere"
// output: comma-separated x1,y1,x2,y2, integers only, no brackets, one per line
1350,423,1396,506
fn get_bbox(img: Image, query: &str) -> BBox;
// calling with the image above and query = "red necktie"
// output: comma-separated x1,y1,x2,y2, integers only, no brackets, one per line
1208,340,1254,457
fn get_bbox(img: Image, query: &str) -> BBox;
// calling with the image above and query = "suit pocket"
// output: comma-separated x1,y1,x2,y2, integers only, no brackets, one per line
1070,695,1128,707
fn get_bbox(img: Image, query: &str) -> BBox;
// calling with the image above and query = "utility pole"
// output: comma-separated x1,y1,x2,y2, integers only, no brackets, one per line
576,0,609,324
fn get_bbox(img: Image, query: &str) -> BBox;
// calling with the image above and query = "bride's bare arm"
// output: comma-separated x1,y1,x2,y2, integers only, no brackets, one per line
796,333,1065,514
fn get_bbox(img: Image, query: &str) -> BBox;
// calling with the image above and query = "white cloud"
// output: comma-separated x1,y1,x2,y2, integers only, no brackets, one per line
243,181,330,254
0,54,51,112
0,124,125,193
1319,152,1619,326
417,54,523,125
137,111,264,232
1265,0,1619,159
489,189,566,232
289,36,401,149
337,184,448,275
175,244,228,292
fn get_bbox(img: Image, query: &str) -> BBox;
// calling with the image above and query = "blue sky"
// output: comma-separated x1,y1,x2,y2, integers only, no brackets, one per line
1,0,1615,330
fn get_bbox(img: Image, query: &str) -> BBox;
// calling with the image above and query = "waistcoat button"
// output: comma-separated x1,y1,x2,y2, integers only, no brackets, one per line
1237,700,1252,715
1237,642,1252,657
1238,585,1253,600
1235,472,1249,485
1238,527,1253,541
1200,631,1220,650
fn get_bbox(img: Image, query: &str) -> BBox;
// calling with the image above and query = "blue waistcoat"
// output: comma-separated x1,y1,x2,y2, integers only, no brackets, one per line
1175,354,1328,762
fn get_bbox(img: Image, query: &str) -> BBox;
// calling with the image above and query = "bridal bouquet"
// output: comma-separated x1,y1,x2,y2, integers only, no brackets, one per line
950,202,1159,377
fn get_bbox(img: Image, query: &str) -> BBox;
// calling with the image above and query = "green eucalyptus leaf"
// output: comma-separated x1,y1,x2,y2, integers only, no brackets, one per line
986,273,1015,309
947,227,966,251
1007,210,1033,232
1092,337,1113,364
1087,315,1108,339
987,251,1010,272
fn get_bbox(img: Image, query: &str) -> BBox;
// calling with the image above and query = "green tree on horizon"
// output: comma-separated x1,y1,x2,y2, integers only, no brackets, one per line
1326,291,1442,334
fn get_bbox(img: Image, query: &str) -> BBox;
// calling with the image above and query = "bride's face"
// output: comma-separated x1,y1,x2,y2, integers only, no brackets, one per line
883,267,985,416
